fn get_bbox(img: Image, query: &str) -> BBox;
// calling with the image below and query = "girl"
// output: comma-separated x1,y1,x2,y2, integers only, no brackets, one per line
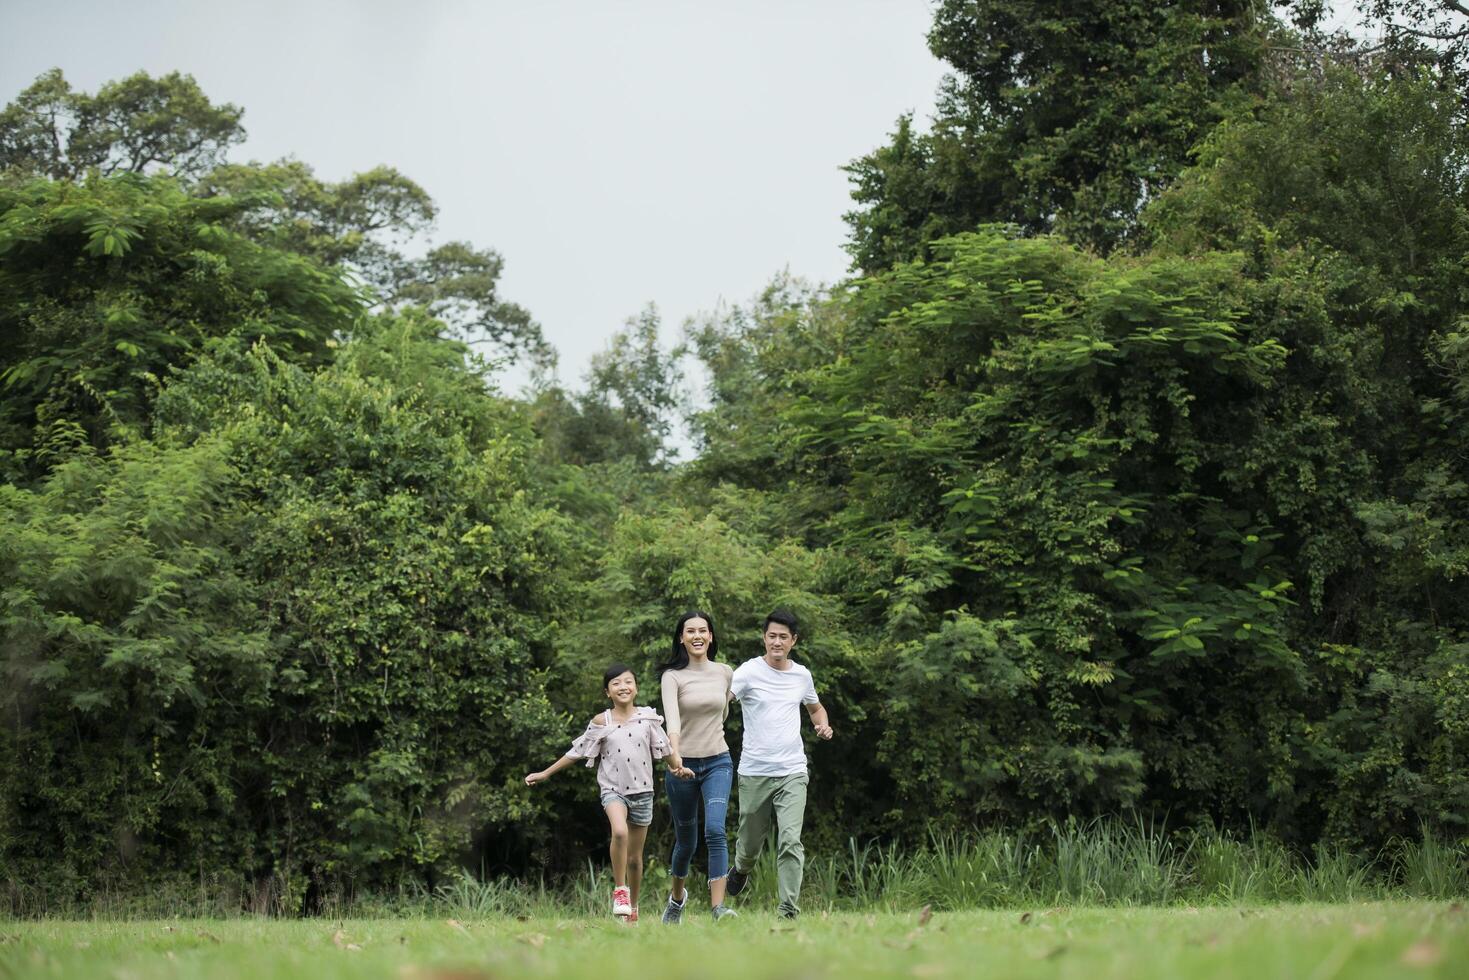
658,610,737,922
526,663,687,922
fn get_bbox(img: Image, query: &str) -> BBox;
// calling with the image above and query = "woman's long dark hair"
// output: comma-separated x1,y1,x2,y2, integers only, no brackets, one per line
656,610,718,678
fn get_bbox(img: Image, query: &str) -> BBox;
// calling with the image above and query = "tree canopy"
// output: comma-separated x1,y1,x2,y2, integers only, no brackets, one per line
5,5,1469,910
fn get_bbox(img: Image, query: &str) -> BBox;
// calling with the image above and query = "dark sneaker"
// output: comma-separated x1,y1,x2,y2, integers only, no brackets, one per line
778,909,799,920
661,895,685,924
711,904,739,921
725,867,748,897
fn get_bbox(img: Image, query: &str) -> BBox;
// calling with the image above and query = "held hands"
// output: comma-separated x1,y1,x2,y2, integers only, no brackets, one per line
668,763,695,780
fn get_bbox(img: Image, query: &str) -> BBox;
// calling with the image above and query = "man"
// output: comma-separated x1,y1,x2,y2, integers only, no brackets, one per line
725,609,834,919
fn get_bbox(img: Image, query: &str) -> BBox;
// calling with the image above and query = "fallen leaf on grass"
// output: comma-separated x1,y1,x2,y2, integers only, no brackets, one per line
196,930,221,944
517,933,547,949
445,919,471,936
1400,940,1444,967
1035,944,1068,960
883,939,913,951
1019,912,1033,925
917,904,932,927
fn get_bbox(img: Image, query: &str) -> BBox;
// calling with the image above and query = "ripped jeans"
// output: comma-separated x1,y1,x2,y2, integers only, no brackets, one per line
665,752,732,883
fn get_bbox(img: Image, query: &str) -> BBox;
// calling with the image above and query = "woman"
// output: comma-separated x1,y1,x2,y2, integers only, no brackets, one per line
658,610,737,922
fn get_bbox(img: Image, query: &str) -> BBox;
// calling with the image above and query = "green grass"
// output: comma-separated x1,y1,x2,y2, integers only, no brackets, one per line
2,903,1466,979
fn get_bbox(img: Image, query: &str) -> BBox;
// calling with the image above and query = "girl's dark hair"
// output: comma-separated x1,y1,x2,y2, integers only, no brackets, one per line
656,610,718,678
602,662,635,692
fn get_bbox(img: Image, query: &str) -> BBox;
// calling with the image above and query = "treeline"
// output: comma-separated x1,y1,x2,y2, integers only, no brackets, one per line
3,1,1467,911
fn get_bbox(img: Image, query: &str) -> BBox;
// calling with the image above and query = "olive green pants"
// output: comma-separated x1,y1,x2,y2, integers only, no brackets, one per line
733,772,809,917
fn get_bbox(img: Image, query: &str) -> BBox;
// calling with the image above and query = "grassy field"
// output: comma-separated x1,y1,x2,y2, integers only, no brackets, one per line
1,903,1465,980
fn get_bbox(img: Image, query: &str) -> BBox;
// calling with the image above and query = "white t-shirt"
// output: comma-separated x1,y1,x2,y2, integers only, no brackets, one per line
731,657,819,777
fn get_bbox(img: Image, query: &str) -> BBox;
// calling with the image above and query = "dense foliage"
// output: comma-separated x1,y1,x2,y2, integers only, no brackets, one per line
5,1,1469,912
843,0,1274,265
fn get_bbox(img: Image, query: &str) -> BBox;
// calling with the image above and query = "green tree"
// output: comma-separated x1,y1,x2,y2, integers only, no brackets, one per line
3,318,578,904
198,163,551,368
684,273,840,491
532,305,686,470
1,70,549,372
1145,64,1469,842
0,173,363,478
843,0,1273,265
0,69,244,182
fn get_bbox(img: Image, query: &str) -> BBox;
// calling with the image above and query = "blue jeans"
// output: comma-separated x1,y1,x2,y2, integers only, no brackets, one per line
666,752,732,883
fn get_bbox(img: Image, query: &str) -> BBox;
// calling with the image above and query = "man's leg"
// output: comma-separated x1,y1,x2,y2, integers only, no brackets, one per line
771,773,809,918
733,775,776,880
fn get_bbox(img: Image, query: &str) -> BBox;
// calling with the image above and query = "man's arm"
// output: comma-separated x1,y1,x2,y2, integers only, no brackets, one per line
805,701,833,740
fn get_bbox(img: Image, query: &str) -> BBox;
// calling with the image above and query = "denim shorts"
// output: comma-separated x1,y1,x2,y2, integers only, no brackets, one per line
600,790,654,826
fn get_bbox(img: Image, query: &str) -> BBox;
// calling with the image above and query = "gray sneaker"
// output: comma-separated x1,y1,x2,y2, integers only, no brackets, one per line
661,895,685,924
711,904,739,921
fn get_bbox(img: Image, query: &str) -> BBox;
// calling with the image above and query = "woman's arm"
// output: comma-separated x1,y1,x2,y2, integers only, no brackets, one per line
661,672,693,777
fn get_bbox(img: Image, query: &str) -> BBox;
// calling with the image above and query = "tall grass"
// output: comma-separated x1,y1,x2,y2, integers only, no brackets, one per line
1392,825,1469,899
10,820,1465,919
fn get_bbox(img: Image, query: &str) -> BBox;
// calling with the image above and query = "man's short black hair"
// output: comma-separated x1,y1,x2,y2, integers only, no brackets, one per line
763,608,800,637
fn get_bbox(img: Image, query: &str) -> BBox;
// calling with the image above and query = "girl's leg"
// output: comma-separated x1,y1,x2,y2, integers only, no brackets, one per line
702,755,734,907
665,766,700,902
605,803,630,887
626,823,649,909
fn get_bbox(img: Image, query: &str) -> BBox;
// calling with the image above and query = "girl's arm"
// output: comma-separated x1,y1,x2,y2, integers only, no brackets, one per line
525,753,578,786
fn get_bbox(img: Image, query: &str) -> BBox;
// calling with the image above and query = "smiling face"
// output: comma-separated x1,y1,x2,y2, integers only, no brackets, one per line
605,670,637,705
681,617,712,660
763,622,797,669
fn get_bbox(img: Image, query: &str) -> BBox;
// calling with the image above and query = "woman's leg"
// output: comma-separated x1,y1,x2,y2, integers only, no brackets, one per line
626,823,649,909
702,755,734,907
665,766,700,902
605,802,630,887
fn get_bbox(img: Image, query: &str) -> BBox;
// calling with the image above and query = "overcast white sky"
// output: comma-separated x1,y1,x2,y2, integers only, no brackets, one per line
0,0,949,393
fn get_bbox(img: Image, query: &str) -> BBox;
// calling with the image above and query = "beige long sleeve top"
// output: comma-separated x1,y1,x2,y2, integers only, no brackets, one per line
660,659,733,758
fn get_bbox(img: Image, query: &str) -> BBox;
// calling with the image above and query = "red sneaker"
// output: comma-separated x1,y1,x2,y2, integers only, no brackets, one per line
612,886,632,917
